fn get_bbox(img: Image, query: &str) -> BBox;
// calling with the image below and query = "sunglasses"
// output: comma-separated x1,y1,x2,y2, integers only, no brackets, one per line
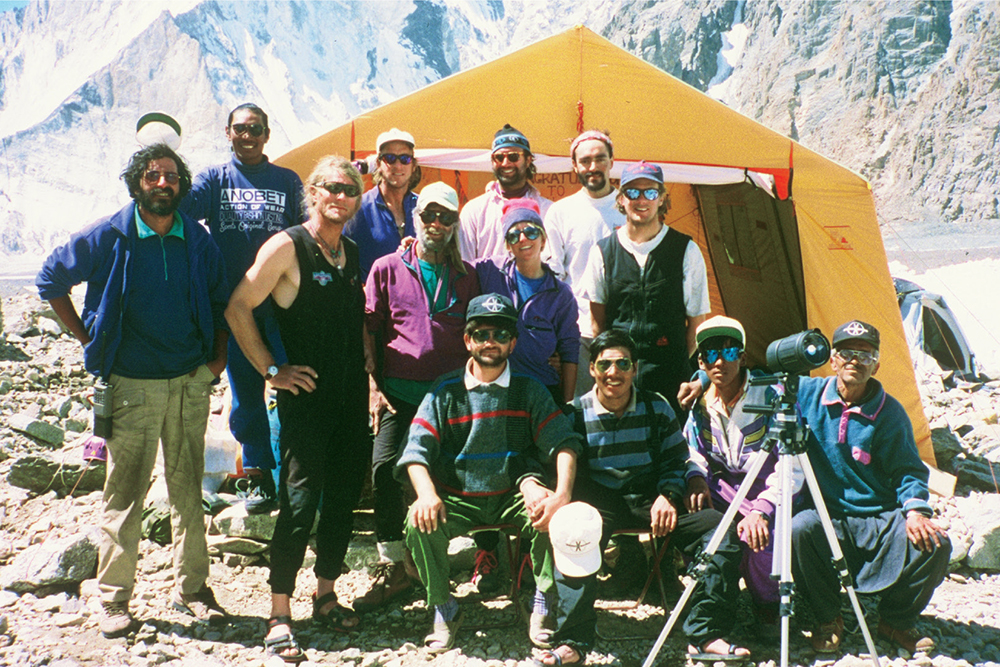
491,152,523,165
379,153,414,165
505,224,543,245
143,171,180,185
317,181,361,197
701,346,742,364
834,348,879,366
594,357,634,373
231,123,265,137
419,209,458,226
623,187,660,201
471,328,514,344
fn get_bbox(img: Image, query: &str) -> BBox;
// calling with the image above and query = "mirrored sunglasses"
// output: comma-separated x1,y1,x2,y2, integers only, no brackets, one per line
419,209,458,226
143,171,180,185
317,181,361,197
231,123,265,137
379,153,414,165
491,152,523,164
701,346,742,364
834,348,879,366
505,224,543,245
594,357,634,373
471,328,513,344
623,187,660,201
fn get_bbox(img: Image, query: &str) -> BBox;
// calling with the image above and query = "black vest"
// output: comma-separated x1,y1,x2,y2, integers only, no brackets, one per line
598,227,691,397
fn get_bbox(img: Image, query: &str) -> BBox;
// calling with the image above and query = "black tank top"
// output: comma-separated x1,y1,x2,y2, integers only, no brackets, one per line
274,225,366,403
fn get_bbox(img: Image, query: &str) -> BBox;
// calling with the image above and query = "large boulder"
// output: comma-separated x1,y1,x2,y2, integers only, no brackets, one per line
8,414,64,448
0,531,99,593
7,454,105,495
955,494,1000,570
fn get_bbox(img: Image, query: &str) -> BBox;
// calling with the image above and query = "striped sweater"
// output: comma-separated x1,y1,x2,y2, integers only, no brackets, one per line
396,366,583,496
569,388,689,504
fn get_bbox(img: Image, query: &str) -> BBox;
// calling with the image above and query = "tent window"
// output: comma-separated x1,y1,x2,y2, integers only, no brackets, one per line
718,204,760,274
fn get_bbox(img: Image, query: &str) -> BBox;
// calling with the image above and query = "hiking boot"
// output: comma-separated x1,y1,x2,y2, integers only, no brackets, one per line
353,561,413,613
172,585,228,625
877,620,935,653
100,600,138,638
236,472,277,515
471,548,501,595
810,614,844,654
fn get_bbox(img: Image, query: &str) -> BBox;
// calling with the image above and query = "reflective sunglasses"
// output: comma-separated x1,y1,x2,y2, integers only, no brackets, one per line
491,152,523,164
594,357,635,373
379,153,414,165
701,346,742,364
623,187,660,201
471,328,514,344
505,224,543,245
419,209,458,226
834,348,879,366
231,123,265,137
317,181,361,197
143,170,180,185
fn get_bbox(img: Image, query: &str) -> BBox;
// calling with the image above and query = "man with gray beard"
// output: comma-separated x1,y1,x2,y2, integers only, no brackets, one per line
354,182,482,611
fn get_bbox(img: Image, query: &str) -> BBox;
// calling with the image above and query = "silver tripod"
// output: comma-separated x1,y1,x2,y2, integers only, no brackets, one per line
641,373,881,667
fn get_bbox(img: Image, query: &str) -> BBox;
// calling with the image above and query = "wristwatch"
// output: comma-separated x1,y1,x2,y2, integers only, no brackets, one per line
265,365,279,380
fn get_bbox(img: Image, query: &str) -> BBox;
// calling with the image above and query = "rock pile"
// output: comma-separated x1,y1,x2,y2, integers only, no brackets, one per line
2,291,999,667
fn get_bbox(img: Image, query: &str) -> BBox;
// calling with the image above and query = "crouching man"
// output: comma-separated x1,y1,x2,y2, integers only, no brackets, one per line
792,320,950,654
549,330,747,665
36,144,230,638
396,293,583,653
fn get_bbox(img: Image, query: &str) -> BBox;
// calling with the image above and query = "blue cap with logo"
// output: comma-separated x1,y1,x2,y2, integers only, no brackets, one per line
620,161,664,187
467,293,518,325
492,124,531,154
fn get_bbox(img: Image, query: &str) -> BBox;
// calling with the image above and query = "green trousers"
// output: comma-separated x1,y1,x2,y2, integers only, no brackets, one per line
404,491,555,607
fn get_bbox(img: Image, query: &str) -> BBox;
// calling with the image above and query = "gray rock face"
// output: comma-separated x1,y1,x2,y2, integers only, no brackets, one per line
6,454,106,495
0,531,98,594
8,414,64,447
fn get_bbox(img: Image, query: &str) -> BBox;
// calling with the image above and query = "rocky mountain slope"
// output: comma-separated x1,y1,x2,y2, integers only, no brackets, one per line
0,0,997,261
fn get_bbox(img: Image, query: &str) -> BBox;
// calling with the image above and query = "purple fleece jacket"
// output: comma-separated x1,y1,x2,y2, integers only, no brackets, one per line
475,257,579,387
365,244,481,383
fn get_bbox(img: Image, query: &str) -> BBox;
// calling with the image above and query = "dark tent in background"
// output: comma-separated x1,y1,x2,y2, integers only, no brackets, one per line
895,277,979,381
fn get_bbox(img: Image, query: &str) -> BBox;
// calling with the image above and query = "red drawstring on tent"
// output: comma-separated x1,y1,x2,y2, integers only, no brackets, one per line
577,101,584,133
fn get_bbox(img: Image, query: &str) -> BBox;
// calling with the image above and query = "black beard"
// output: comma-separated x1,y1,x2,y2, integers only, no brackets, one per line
138,188,181,216
580,171,607,193
494,167,526,189
471,349,508,368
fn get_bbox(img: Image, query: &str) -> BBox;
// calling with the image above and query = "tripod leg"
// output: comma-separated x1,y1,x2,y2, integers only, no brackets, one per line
795,453,880,667
775,451,796,667
641,446,774,667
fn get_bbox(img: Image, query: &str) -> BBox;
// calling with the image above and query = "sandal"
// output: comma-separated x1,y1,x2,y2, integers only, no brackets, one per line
312,591,360,633
264,616,306,664
687,639,751,663
532,645,584,666
424,608,464,654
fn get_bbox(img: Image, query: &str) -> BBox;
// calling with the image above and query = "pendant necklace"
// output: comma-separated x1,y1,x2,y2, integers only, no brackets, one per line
312,227,342,260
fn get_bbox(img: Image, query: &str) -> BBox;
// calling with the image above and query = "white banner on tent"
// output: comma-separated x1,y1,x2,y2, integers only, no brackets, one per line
413,149,777,195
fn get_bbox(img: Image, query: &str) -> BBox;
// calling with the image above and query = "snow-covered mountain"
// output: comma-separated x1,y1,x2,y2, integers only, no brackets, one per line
1,0,997,260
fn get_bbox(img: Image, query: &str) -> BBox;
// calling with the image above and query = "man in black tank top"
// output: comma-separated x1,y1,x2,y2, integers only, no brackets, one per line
227,155,370,661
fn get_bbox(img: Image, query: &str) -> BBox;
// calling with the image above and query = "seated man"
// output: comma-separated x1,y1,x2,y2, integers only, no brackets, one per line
548,329,747,666
792,320,950,654
685,316,802,624
396,293,583,653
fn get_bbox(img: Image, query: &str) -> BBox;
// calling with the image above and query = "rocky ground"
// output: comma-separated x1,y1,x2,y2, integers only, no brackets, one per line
1,290,999,667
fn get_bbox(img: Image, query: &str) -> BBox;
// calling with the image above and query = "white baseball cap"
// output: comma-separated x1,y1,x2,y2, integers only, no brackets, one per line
376,128,415,152
549,502,602,578
416,181,459,213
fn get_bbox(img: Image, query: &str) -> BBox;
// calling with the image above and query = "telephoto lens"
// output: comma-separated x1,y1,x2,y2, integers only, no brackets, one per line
765,329,830,374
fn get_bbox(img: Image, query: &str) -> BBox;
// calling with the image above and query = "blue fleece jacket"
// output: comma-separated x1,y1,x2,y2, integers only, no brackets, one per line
796,375,932,518
343,186,417,283
36,203,229,380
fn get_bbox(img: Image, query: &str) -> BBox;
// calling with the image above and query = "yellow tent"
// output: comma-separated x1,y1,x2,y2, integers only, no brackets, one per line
277,26,943,475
